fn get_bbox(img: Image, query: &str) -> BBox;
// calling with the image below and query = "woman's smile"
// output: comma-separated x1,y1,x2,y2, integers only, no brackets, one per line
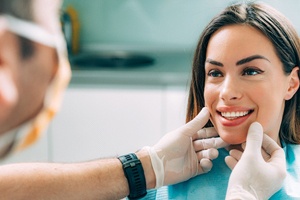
216,108,254,126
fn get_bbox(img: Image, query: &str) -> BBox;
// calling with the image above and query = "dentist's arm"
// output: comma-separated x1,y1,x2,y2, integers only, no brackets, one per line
225,122,286,200
0,108,226,200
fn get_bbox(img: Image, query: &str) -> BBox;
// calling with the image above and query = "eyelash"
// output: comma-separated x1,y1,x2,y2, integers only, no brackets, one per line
242,67,264,76
207,69,222,77
207,67,264,77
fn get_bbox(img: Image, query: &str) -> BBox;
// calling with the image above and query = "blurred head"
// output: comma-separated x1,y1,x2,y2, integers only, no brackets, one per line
187,2,300,145
0,0,70,155
0,0,62,133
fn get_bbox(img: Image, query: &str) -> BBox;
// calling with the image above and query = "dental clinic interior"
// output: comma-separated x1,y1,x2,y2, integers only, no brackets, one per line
3,0,300,165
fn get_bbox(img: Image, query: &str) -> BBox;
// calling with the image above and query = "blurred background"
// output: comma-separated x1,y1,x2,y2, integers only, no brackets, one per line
61,0,300,52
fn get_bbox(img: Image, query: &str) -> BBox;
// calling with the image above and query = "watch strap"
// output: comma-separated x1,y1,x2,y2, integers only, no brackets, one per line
118,153,147,199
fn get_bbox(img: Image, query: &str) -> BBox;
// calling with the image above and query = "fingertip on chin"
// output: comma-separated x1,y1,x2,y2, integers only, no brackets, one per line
200,107,210,116
250,121,263,131
201,106,208,112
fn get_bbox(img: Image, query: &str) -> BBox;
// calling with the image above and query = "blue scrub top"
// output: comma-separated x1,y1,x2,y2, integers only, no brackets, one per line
139,143,300,199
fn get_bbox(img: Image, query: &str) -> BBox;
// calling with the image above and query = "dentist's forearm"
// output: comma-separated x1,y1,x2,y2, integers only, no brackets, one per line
0,149,155,200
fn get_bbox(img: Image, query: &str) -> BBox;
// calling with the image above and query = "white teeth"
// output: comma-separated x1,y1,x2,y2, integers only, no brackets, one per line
221,111,249,118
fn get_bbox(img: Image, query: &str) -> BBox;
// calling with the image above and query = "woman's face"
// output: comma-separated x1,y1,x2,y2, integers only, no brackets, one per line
204,24,292,145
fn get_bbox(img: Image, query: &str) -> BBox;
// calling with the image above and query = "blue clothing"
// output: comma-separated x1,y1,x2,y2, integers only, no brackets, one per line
139,144,300,199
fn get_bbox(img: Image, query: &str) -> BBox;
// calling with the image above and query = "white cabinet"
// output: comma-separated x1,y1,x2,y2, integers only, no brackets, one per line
49,84,188,162
163,86,188,133
1,84,188,164
50,85,165,162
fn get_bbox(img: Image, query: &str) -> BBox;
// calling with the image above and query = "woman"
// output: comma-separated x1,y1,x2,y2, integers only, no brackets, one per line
169,2,300,199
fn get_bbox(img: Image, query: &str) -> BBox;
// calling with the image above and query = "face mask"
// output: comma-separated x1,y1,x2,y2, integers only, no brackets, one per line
0,14,71,157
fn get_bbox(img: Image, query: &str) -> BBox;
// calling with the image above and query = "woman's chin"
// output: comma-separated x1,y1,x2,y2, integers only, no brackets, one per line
221,135,246,145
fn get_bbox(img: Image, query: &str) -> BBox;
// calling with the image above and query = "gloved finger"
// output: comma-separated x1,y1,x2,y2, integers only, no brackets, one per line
199,158,213,174
241,142,246,150
262,134,285,165
193,137,228,151
193,127,218,140
243,122,264,156
242,142,270,161
196,148,219,160
225,156,237,170
181,107,210,137
261,147,271,161
229,149,243,161
262,133,281,156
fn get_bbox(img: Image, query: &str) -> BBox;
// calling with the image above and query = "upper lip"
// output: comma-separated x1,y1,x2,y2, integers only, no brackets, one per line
216,106,254,113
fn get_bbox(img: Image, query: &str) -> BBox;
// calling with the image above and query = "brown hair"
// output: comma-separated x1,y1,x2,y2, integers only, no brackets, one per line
187,2,300,144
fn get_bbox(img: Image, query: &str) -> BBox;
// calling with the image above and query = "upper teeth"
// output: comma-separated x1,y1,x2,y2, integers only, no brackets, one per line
221,111,249,118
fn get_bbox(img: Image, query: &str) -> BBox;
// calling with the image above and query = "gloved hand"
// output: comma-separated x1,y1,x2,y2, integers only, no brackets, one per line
225,122,286,200
144,107,227,188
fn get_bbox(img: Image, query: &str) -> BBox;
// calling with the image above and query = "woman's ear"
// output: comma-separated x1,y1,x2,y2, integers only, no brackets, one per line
285,67,300,100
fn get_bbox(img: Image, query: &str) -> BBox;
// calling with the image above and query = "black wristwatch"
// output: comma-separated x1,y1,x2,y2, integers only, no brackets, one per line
118,153,147,199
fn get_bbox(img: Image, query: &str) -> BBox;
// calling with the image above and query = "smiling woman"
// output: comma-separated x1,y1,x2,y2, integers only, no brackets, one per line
204,24,295,145
165,1,300,199
187,3,300,146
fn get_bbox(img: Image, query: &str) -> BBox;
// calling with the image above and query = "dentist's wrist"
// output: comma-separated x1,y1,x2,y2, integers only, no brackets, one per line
136,148,156,189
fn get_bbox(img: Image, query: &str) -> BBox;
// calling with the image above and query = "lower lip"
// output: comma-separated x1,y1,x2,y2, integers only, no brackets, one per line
218,113,252,127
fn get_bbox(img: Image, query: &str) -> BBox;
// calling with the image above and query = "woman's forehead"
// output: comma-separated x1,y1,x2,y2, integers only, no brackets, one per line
206,25,277,61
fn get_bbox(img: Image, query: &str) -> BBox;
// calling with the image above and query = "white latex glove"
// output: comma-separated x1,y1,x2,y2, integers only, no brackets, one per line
144,107,227,188
225,122,286,200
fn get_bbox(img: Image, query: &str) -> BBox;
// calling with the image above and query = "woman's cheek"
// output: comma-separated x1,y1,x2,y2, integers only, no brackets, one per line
204,86,215,108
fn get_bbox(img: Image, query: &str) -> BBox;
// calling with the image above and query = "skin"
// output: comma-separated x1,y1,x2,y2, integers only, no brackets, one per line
0,148,155,200
204,24,299,145
0,0,59,135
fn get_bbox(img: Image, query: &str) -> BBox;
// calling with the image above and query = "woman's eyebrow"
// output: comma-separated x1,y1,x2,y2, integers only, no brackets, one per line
236,55,270,65
205,55,270,67
205,59,224,67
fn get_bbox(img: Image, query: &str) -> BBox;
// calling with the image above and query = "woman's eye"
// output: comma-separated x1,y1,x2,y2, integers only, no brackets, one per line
207,69,223,77
242,67,264,76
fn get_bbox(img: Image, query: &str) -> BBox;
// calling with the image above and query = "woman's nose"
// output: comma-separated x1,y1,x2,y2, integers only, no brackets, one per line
219,77,242,102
